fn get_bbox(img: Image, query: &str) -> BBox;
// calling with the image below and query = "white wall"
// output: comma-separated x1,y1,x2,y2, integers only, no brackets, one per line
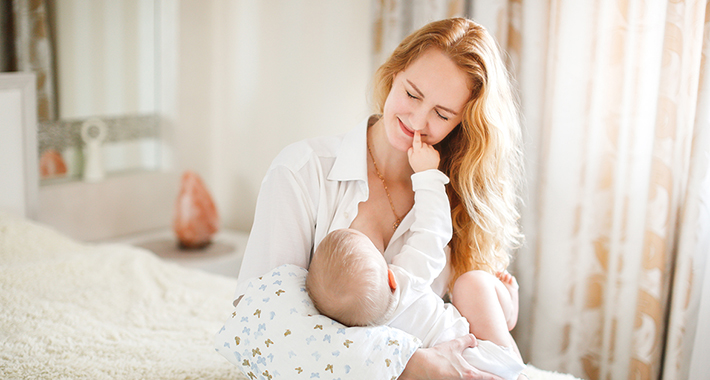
174,0,373,232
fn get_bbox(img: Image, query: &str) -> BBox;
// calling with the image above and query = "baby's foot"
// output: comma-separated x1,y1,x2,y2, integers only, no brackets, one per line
497,271,518,291
497,270,519,330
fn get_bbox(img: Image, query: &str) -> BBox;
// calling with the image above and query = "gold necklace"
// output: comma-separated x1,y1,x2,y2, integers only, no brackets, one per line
367,143,402,231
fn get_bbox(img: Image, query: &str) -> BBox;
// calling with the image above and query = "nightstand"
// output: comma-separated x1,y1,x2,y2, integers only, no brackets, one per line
110,228,249,278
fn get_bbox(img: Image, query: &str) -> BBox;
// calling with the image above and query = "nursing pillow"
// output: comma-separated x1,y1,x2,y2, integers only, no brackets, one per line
215,264,421,379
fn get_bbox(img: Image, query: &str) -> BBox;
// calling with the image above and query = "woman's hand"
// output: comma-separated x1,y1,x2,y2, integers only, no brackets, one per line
398,334,504,380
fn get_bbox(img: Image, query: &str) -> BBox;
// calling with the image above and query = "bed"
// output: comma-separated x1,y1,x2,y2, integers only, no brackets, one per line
0,211,583,380
0,211,246,379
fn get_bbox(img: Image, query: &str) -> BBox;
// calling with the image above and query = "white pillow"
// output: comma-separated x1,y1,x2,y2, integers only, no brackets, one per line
215,264,421,379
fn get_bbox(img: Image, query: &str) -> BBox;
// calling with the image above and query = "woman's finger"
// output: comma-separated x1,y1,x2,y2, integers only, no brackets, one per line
455,333,478,349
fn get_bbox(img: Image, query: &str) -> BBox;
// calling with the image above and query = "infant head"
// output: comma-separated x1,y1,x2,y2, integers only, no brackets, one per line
306,229,395,327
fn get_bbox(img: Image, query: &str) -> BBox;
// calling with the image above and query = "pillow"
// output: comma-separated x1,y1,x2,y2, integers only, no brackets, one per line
215,264,421,379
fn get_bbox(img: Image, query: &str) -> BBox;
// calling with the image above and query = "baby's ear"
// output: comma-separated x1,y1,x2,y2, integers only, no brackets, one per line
388,268,397,292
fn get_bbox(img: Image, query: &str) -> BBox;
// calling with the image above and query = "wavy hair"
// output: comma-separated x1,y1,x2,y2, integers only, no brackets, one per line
372,18,524,291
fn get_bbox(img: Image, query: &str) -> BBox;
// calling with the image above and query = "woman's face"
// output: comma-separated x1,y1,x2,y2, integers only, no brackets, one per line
382,48,471,152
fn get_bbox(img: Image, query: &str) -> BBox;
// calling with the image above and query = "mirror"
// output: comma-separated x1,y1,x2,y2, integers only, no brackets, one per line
37,0,160,183
54,0,155,119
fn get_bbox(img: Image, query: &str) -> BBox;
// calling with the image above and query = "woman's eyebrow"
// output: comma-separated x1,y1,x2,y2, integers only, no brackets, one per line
406,79,459,116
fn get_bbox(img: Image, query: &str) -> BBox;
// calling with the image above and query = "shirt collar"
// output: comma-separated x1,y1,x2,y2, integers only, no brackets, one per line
327,116,372,182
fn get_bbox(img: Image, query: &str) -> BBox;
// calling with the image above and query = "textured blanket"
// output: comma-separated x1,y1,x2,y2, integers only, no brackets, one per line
0,213,247,380
0,213,580,380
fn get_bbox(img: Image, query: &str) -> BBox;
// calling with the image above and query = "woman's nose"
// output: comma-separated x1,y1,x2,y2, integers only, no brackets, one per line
410,106,428,131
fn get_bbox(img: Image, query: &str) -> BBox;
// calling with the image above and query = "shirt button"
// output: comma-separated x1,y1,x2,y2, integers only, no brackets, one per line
344,212,350,219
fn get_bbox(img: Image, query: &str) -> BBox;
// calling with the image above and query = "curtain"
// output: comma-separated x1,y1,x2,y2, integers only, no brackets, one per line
371,1,710,379
1,0,13,71
371,0,467,69
10,0,56,121
661,6,710,379
511,1,710,379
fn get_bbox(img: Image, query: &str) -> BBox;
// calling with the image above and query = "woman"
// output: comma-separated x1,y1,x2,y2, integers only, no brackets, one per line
236,18,523,379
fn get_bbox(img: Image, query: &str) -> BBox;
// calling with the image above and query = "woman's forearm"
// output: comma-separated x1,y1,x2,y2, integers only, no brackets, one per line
399,349,432,380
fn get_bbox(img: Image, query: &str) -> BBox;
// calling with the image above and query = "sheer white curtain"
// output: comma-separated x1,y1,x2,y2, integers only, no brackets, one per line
371,1,710,379
511,1,710,379
371,0,467,69
662,9,710,378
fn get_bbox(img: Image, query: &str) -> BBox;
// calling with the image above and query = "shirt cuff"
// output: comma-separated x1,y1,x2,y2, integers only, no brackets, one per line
411,169,450,191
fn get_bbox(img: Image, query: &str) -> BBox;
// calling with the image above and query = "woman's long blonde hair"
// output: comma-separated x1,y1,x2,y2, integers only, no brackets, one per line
373,18,524,291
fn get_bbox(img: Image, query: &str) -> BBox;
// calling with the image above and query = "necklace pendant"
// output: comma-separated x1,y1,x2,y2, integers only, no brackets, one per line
393,219,401,231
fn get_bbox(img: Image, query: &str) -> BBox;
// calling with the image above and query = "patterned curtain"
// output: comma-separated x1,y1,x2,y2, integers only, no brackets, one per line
371,1,710,379
371,0,467,70
661,5,710,379
511,1,710,379
11,0,56,121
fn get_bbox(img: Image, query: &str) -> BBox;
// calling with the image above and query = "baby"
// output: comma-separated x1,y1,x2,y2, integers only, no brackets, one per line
307,228,525,380
306,131,525,380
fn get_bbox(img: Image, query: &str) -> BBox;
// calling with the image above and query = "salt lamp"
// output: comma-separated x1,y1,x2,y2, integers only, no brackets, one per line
173,171,219,249
39,149,67,178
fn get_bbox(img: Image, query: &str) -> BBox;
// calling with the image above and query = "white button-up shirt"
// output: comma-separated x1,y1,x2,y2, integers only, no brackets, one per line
236,117,451,297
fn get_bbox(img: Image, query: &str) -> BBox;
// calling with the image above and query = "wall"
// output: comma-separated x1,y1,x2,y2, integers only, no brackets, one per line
186,0,373,232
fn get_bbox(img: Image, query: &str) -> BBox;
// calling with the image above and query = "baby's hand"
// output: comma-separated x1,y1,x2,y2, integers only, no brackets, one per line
407,130,440,173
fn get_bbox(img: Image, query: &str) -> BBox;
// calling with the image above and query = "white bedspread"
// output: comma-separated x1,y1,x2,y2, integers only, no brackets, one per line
0,213,247,380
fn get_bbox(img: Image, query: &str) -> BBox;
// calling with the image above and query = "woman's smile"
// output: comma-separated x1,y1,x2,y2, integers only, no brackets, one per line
398,118,416,138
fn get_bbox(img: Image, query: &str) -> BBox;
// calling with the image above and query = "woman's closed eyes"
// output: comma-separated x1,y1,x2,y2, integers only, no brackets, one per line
405,90,450,121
